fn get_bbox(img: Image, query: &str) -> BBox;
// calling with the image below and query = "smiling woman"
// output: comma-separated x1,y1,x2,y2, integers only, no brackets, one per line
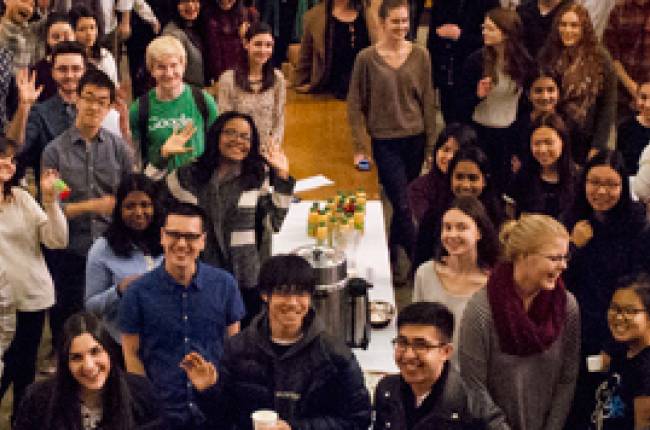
70,5,119,84
538,2,617,164
562,149,650,428
591,275,650,429
166,111,295,325
0,136,67,420
412,196,498,366
506,112,577,218
218,22,286,154
459,214,580,430
85,174,163,344
12,312,165,430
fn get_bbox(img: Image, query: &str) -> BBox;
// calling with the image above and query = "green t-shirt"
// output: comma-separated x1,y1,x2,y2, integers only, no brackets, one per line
129,84,218,172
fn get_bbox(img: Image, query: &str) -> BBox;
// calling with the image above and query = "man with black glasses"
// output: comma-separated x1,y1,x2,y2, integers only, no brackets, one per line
120,202,245,430
373,302,509,430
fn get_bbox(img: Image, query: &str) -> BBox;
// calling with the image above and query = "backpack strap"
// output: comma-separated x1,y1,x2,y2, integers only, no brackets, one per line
190,85,209,133
139,86,207,168
137,92,150,166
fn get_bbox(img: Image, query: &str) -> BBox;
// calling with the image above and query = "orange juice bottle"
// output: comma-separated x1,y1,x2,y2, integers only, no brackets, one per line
328,215,337,246
307,202,319,237
318,209,329,225
316,221,328,245
356,189,367,206
354,205,365,232
326,198,336,212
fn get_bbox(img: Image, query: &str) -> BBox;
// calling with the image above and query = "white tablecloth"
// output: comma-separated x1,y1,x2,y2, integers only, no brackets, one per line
273,201,399,373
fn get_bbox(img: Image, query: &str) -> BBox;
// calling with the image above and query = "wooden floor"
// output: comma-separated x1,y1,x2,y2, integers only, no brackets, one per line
284,91,381,201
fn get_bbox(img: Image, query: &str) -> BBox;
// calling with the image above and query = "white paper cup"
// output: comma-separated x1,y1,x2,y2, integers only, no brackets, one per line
586,355,604,372
251,410,278,430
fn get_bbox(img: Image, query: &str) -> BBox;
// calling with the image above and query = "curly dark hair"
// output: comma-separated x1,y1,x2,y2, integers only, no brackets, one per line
104,174,163,258
191,111,266,189
538,3,601,64
482,7,534,90
537,3,605,127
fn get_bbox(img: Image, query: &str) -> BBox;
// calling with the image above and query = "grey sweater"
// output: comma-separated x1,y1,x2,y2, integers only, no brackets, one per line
347,44,436,151
459,288,580,430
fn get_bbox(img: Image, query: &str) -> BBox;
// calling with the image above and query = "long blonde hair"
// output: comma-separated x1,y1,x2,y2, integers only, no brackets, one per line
500,214,569,262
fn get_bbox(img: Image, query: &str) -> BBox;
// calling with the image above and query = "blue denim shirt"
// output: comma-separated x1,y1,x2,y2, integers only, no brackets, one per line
85,237,163,342
119,261,245,428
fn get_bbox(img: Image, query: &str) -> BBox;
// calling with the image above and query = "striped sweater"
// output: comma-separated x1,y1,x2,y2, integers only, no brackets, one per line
167,167,295,290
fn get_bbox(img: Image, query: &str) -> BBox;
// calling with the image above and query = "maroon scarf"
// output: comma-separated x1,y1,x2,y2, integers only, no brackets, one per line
487,263,567,356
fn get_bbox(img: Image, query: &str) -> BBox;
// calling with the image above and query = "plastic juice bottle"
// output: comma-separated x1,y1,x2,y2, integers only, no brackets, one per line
328,215,338,246
327,198,336,212
316,221,328,245
354,205,365,232
307,203,319,237
318,209,329,225
356,189,367,206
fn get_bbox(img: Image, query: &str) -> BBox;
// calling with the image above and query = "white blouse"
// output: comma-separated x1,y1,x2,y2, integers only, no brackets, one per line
0,187,68,311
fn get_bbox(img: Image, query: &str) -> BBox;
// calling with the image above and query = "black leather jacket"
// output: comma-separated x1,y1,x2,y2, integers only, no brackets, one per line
373,365,510,430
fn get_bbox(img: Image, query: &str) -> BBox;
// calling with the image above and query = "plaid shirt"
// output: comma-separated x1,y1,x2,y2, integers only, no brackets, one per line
0,16,45,69
603,0,650,84
0,47,13,130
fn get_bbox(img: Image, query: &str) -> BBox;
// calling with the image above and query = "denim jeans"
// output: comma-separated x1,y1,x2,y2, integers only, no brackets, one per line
371,134,426,259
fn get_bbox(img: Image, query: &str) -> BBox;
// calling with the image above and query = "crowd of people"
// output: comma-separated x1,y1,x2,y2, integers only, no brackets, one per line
0,0,649,428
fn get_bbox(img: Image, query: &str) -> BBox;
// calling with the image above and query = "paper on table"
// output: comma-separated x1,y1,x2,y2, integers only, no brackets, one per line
294,175,334,193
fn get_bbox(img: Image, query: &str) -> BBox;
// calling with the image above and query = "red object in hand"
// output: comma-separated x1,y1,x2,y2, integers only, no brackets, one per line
53,179,71,200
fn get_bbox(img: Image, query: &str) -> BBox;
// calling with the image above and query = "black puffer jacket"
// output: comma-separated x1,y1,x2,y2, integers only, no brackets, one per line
373,367,510,430
199,310,371,430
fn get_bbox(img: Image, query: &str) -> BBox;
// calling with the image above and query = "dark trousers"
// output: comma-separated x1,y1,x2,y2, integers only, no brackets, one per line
45,249,87,352
371,134,426,259
473,122,517,195
126,13,156,98
271,0,299,67
438,82,459,125
0,310,46,420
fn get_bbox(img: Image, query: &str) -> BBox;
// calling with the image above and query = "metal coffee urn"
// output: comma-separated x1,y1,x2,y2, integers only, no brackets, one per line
344,278,371,349
293,245,347,341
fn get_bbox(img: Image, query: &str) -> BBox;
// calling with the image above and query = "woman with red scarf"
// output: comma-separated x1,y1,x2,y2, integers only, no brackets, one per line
458,214,580,430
